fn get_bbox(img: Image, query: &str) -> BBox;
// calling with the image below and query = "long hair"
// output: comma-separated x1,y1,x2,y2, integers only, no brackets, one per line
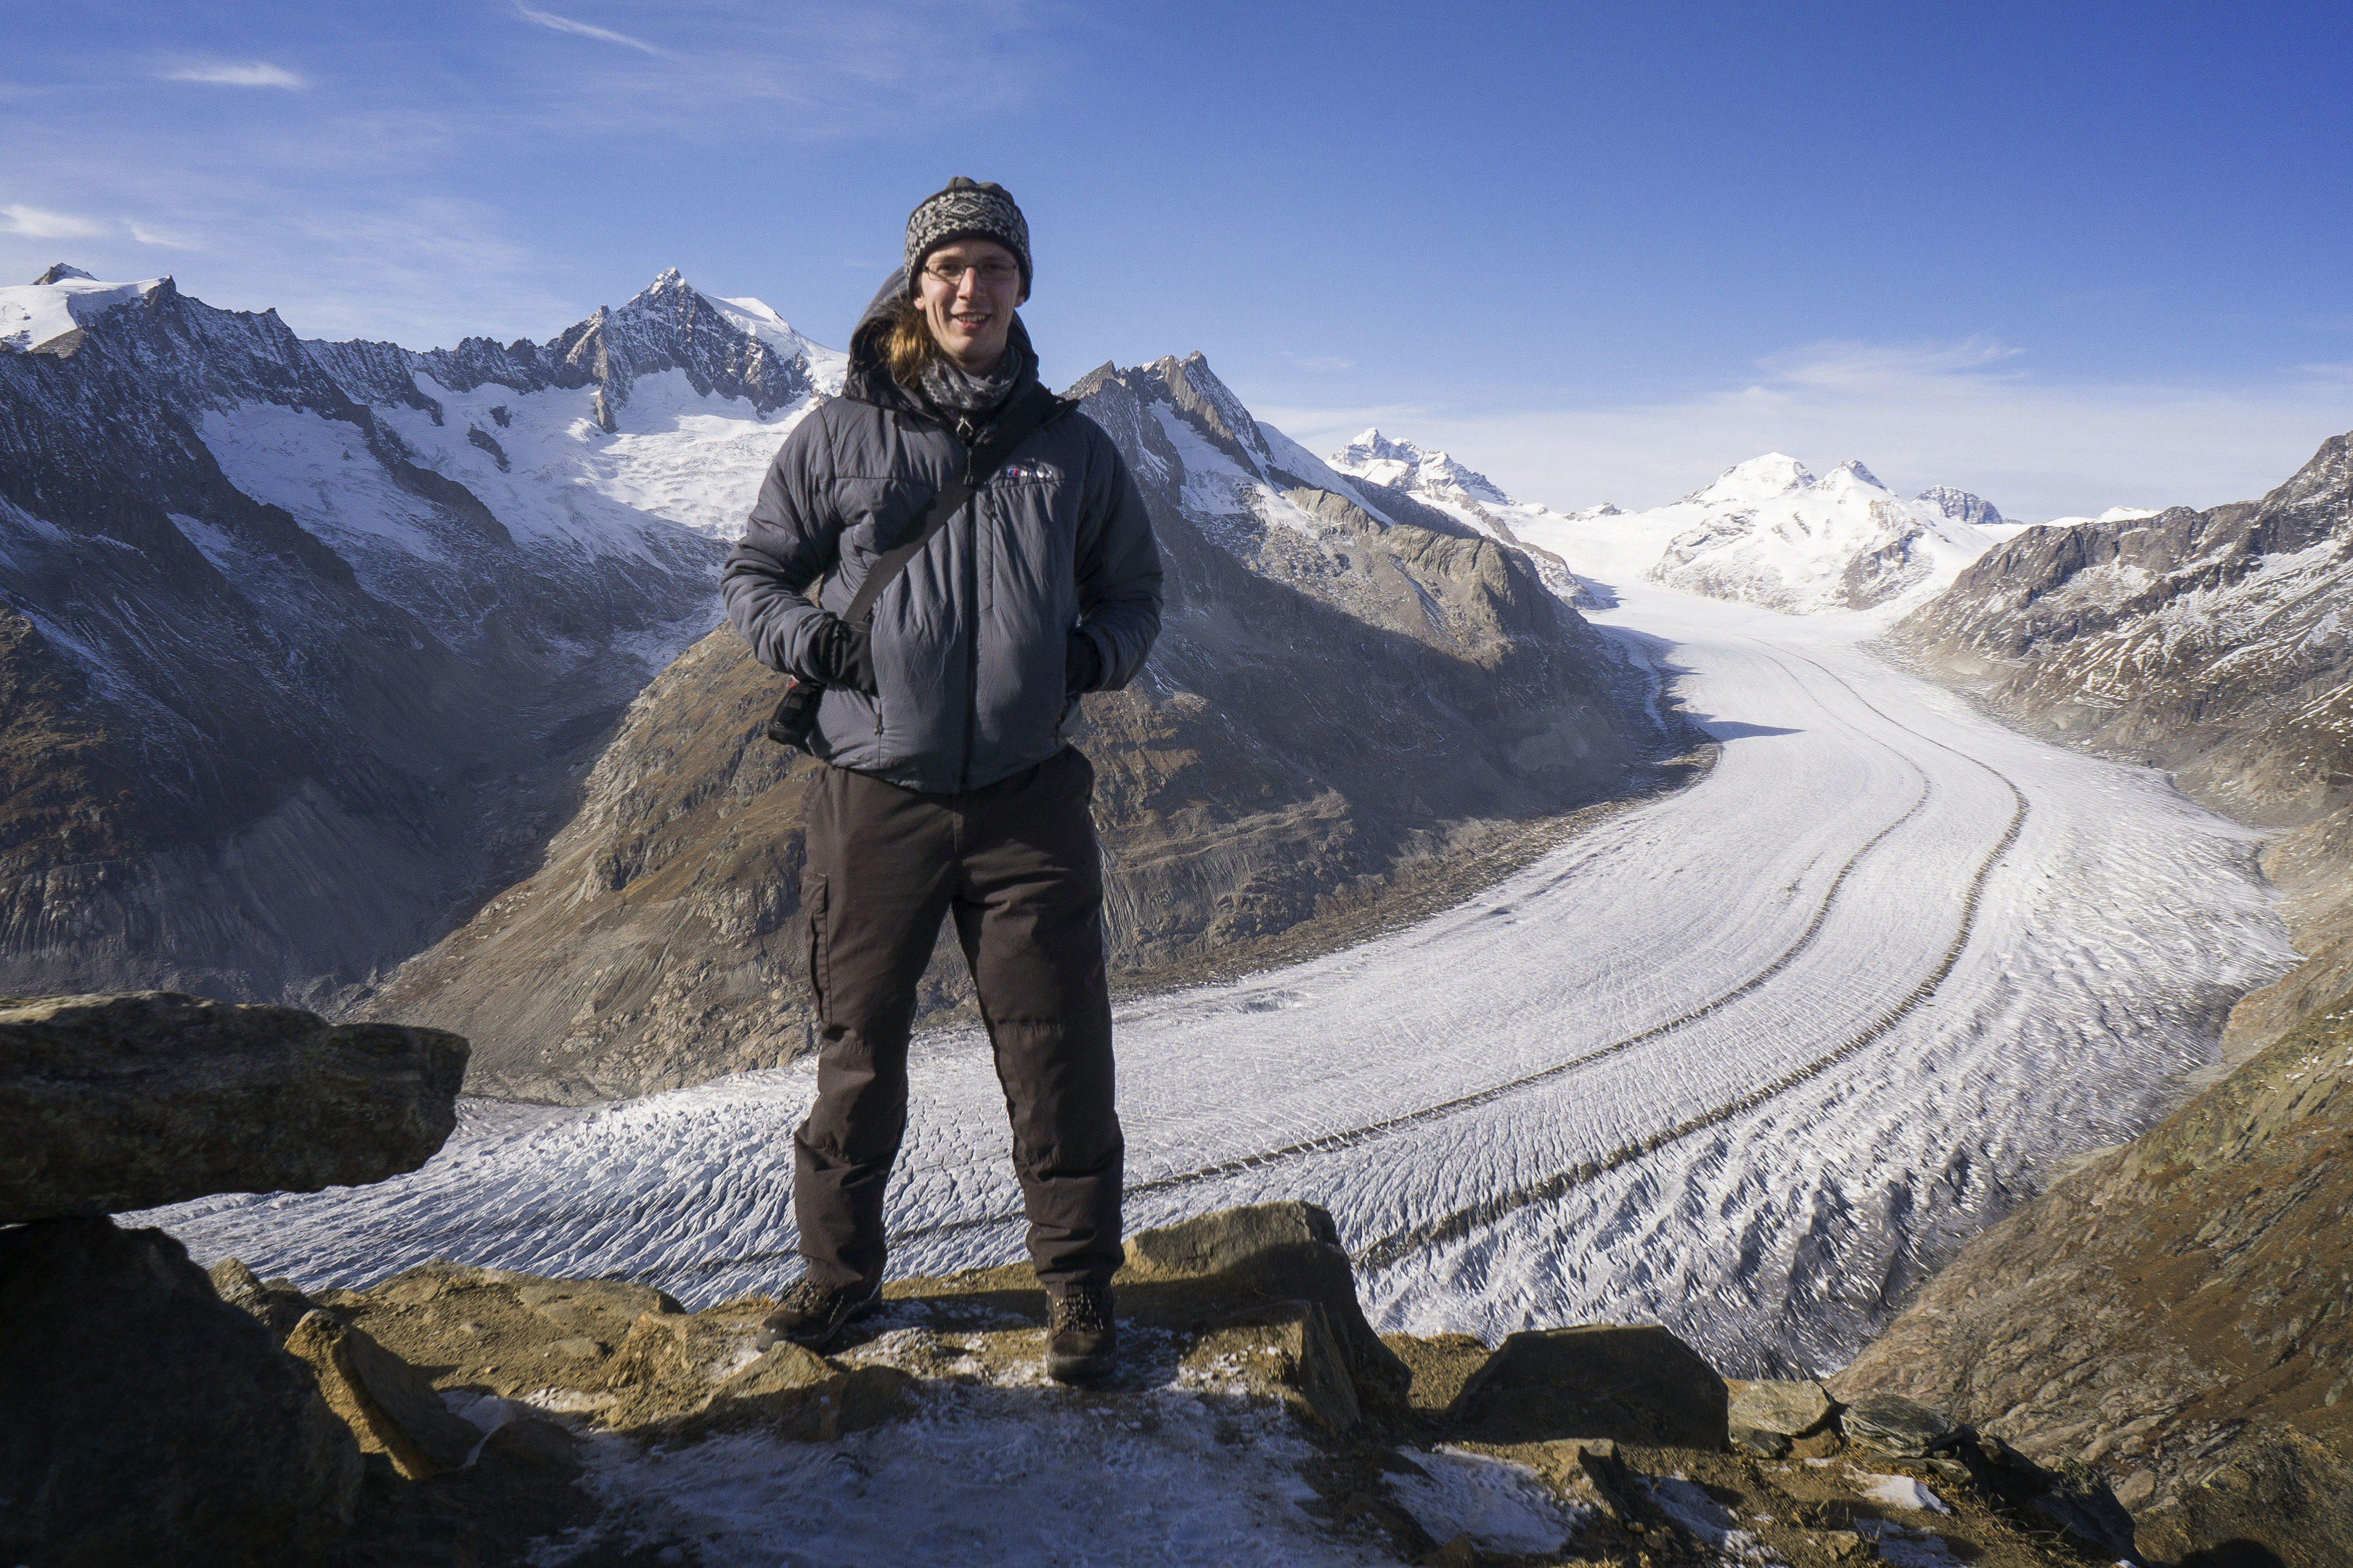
884,293,937,389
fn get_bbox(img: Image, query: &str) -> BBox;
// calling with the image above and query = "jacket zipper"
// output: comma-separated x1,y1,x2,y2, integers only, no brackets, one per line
955,417,980,791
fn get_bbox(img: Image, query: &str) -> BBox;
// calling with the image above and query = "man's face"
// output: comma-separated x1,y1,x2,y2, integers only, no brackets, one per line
913,238,1026,373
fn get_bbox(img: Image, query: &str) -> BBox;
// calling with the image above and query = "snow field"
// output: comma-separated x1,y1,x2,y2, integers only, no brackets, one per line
0,270,164,352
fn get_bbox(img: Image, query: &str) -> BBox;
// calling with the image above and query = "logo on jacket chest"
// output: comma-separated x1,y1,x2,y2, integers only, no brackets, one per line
994,460,1063,486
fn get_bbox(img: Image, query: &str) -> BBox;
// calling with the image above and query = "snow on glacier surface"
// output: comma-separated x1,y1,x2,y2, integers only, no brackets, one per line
200,368,821,586
383,368,820,543
149,571,2296,1382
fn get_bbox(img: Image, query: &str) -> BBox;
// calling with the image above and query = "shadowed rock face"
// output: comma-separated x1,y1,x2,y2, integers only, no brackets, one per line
1886,433,2353,1056
1449,1324,1731,1450
1833,992,2353,1568
0,1218,362,1567
369,353,1665,1103
0,991,466,1222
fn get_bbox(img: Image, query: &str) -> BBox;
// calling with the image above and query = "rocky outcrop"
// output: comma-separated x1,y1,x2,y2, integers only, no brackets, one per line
0,991,486,1562
283,1310,486,1481
0,992,465,1220
252,1197,2126,1564
368,354,1675,1103
0,1218,362,1567
1834,989,2353,1567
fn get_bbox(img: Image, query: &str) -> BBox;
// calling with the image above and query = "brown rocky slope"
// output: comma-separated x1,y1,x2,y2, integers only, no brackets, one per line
369,354,1681,1103
1835,988,2353,1567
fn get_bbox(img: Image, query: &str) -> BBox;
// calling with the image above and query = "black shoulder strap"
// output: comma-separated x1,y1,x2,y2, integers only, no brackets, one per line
840,383,1067,629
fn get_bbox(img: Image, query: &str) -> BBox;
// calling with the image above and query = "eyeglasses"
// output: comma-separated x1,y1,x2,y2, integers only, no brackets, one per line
923,258,1020,287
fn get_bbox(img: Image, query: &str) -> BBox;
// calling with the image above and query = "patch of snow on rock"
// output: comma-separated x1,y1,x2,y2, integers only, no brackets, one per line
1384,1445,1586,1556
1850,1469,1951,1513
549,1388,1387,1568
1638,1474,1772,1559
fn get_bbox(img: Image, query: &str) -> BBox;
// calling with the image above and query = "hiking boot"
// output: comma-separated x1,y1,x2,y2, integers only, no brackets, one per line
1046,1286,1117,1384
754,1275,877,1352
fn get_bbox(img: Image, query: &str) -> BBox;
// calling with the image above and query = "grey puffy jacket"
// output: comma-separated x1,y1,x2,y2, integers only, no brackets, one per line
722,292,1162,793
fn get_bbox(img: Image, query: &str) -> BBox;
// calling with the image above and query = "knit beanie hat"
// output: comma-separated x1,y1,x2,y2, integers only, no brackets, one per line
905,176,1032,295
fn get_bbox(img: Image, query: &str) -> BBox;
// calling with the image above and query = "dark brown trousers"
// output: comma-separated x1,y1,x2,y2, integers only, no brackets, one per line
794,745,1122,1297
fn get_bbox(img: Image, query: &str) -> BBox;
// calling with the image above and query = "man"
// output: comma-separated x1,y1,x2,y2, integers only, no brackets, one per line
720,177,1162,1383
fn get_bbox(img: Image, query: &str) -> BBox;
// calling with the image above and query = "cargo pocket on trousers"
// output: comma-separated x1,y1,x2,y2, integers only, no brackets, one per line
804,872,830,1021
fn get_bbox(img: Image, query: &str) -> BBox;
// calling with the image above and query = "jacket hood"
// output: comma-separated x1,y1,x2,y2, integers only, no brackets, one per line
844,266,1038,415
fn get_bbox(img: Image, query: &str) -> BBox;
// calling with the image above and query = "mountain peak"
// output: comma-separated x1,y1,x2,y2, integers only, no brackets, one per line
2,271,174,356
1149,351,1268,466
1686,452,1815,505
1328,429,1511,504
1335,428,1422,466
1828,458,1888,491
1914,486,2005,529
621,269,696,312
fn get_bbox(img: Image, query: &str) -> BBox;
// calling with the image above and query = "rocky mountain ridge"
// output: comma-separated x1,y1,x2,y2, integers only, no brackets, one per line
369,349,1674,1102
1885,430,2353,1058
0,264,847,1010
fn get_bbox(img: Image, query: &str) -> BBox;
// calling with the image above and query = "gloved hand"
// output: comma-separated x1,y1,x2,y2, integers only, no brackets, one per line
807,613,877,695
1064,629,1104,695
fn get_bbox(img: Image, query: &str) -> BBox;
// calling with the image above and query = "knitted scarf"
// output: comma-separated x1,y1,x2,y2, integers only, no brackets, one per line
915,337,1032,422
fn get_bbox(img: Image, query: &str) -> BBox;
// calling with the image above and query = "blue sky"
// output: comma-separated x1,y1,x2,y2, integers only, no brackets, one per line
6,1,2351,518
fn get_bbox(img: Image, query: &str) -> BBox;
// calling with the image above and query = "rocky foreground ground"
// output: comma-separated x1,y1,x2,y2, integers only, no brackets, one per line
6,988,2345,1566
33,1203,2142,1567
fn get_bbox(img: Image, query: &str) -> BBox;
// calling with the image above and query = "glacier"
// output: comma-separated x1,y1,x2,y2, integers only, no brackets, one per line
144,572,2294,1379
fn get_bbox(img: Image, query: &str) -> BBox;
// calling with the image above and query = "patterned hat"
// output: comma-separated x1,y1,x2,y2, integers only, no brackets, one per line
904,176,1032,294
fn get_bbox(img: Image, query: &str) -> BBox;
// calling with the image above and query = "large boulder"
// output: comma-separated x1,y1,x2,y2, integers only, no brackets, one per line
1117,1200,1404,1391
1449,1323,1729,1450
0,1217,361,1566
0,991,468,1221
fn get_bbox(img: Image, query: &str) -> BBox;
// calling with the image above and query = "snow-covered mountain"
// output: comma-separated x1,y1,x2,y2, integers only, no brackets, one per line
0,264,836,1006
1624,454,2000,614
1330,428,1512,505
1333,436,2007,618
1326,428,1596,602
370,353,1666,1102
1914,483,2007,531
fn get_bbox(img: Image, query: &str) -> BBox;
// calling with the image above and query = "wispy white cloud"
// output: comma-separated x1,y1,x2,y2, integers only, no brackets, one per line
513,4,672,57
1254,338,2353,523
1,203,107,240
1284,351,1356,373
163,62,306,89
127,220,199,250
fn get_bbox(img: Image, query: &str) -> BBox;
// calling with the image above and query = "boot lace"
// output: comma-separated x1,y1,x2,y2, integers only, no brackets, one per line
1051,1290,1111,1334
